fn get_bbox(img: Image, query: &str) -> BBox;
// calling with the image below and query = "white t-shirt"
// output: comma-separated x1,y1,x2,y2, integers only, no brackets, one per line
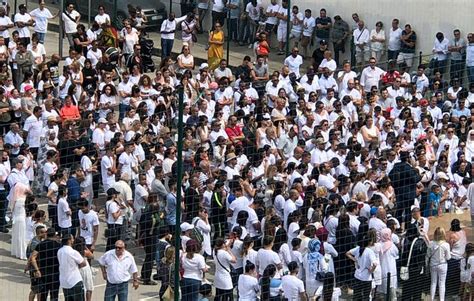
284,55,303,78
303,17,315,37
78,210,100,245
87,48,102,68
266,4,280,25
388,27,403,51
256,248,281,275
62,10,80,34
58,245,84,289
106,200,123,225
42,161,57,188
23,115,42,147
182,253,206,281
0,16,13,38
101,155,116,188
80,156,93,187
30,8,54,33
57,197,72,228
349,246,377,281
238,274,260,301
95,13,110,26
281,274,305,300
118,81,133,105
14,13,32,37
214,250,234,290
98,249,138,284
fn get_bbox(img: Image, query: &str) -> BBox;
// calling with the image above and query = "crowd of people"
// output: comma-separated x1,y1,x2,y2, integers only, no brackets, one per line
0,0,474,301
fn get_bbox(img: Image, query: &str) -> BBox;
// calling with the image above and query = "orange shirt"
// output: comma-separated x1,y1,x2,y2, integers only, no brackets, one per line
60,105,80,120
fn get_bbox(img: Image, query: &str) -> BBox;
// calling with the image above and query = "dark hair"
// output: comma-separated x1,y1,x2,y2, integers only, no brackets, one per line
261,264,277,300
244,260,256,273
288,261,299,273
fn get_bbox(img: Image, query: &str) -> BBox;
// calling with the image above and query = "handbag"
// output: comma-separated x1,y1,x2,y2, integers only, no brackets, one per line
162,268,174,301
400,237,418,281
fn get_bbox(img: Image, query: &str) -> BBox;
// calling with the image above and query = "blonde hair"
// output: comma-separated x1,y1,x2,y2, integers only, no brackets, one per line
316,186,328,198
433,227,446,242
163,246,175,265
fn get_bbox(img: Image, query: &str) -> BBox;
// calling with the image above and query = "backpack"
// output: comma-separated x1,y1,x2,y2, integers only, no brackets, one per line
190,217,204,245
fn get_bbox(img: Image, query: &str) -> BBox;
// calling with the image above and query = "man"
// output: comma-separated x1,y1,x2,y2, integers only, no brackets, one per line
314,8,331,46
78,199,99,252
353,20,370,69
466,33,474,85
67,164,84,235
0,152,9,233
126,44,143,73
448,29,466,80
4,122,23,156
397,24,417,68
387,18,402,61
160,12,187,58
360,57,384,94
23,106,42,158
300,9,315,59
15,41,33,84
0,7,14,46
99,240,139,300
30,228,61,301
412,64,429,95
150,166,168,202
117,71,133,120
339,78,362,104
57,234,86,301
62,3,80,47
289,5,303,46
311,39,328,71
284,47,303,78
225,115,245,144
431,32,449,75
14,4,34,45
264,0,280,46
30,1,58,44
214,59,233,82
276,0,288,55
389,151,421,228
330,15,349,66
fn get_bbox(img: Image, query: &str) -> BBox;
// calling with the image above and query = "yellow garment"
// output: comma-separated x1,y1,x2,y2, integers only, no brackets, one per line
207,30,224,70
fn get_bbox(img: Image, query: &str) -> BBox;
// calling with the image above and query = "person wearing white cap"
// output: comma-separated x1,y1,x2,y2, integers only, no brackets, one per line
180,222,194,251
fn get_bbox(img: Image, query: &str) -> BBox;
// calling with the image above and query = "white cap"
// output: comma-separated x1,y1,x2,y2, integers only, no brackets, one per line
180,222,194,232
199,63,209,70
436,171,449,181
98,118,107,124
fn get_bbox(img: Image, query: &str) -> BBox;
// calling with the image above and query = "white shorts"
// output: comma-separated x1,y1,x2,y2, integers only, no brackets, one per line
277,26,288,42
80,265,94,291
397,52,415,68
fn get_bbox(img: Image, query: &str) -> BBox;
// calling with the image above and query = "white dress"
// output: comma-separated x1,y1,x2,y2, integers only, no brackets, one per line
11,198,27,260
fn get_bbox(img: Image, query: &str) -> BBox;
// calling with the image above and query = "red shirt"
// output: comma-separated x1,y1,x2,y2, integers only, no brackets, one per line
225,125,243,142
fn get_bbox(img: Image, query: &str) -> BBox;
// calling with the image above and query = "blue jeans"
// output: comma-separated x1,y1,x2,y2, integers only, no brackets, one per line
63,281,84,301
468,66,474,85
229,18,239,41
105,281,128,301
161,38,174,58
181,278,201,301
119,103,130,120
35,32,46,44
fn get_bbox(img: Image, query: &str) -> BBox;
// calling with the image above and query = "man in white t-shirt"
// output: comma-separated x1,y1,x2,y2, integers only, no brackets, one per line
58,234,87,300
117,71,133,119
30,1,57,44
387,18,402,61
301,9,315,58
78,199,99,251
23,106,42,157
282,261,306,300
0,7,13,45
264,0,280,45
214,59,234,82
276,0,288,54
94,5,110,31
14,4,34,45
62,3,80,47
284,47,303,78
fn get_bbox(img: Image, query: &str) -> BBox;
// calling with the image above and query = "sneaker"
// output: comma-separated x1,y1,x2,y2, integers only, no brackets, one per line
248,44,253,49
0,228,8,233
152,274,160,281
143,280,158,285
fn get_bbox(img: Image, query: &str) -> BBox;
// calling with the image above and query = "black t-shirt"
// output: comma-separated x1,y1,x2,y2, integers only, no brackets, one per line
97,62,115,75
57,138,77,168
35,239,61,281
312,48,326,69
72,32,87,55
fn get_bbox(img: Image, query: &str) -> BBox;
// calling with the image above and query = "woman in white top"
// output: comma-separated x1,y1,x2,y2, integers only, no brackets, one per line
121,19,139,62
242,236,258,266
427,227,451,301
238,261,260,301
181,239,208,301
346,234,378,300
360,116,380,149
303,238,325,298
447,218,467,297
193,208,212,257
213,238,237,300
177,45,195,74
27,36,46,71
370,21,385,62
378,228,398,299
105,188,123,251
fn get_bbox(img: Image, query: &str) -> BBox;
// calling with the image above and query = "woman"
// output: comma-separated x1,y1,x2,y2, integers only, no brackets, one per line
360,116,380,150
177,45,195,74
214,237,237,300
208,22,224,70
10,182,32,260
27,36,46,76
260,264,282,301
0,91,11,135
73,24,89,56
121,19,139,63
400,225,428,300
81,59,98,92
378,228,398,300
446,219,467,298
303,238,325,298
157,246,176,300
138,202,160,285
238,261,260,301
99,84,117,119
346,233,378,301
370,21,385,62
181,13,199,48
193,208,212,258
428,227,451,301
73,236,94,301
181,239,208,301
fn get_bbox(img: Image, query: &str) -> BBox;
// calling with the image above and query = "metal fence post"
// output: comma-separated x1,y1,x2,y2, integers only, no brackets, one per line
285,0,290,57
59,0,64,57
386,272,391,301
173,86,184,301
226,11,230,63
419,51,423,66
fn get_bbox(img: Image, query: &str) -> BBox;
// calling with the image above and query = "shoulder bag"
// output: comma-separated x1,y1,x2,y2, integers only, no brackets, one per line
400,237,418,280
162,267,174,301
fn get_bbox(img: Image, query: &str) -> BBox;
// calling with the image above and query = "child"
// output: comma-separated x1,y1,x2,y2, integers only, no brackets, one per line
460,243,474,301
425,184,441,217
198,283,212,301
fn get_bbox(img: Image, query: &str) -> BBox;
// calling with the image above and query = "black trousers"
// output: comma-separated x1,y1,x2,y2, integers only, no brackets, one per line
63,281,84,301
0,190,7,229
37,278,59,301
106,224,123,251
141,239,157,281
353,278,372,301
